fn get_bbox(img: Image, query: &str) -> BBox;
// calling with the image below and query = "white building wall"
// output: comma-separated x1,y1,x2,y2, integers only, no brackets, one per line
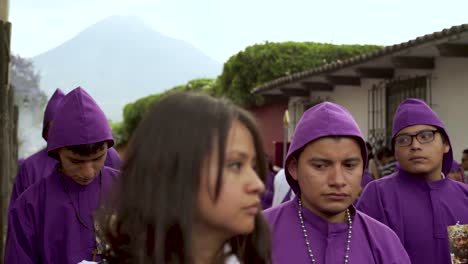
286,80,378,143
287,96,308,140
331,84,371,140
430,57,468,163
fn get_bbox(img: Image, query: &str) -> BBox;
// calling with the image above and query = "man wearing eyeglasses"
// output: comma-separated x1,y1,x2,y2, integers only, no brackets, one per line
357,98,468,264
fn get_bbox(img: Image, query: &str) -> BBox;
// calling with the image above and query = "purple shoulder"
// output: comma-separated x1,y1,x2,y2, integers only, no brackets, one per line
102,166,121,177
364,172,400,190
263,199,294,225
449,179,468,191
356,210,399,236
11,174,50,209
22,148,54,165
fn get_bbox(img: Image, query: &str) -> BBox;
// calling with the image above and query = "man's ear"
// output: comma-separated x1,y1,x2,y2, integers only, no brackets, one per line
287,158,299,180
443,142,450,154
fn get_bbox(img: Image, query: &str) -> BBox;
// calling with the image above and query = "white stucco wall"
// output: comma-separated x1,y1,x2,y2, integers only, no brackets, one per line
430,57,468,163
286,81,375,142
331,84,370,140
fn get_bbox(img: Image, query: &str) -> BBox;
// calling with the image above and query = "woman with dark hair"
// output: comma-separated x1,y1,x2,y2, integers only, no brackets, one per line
96,92,272,264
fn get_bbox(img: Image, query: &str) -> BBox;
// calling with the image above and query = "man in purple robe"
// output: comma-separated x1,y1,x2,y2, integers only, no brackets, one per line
9,88,122,209
264,102,410,263
357,98,468,264
5,87,120,264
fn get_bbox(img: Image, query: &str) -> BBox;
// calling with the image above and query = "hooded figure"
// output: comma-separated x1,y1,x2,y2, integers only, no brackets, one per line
264,102,410,264
9,89,65,208
5,87,120,264
357,98,468,264
42,88,66,140
9,88,122,209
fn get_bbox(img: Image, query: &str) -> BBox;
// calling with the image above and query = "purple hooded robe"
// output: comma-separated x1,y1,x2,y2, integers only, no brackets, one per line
357,98,468,264
5,87,120,264
9,89,122,209
264,102,410,263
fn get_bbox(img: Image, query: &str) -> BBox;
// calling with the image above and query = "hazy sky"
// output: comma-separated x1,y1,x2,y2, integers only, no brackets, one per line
8,0,468,62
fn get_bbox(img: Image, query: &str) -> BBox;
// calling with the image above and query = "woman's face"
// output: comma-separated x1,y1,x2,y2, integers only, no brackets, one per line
196,120,265,237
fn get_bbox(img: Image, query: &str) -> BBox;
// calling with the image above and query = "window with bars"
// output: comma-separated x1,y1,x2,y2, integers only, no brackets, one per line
368,75,431,150
288,97,328,140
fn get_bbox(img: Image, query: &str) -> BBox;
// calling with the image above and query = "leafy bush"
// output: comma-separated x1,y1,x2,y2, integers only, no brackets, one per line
214,41,381,106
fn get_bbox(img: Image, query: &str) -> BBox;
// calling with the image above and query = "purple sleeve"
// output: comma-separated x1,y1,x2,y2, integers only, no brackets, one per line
4,198,37,264
356,181,389,226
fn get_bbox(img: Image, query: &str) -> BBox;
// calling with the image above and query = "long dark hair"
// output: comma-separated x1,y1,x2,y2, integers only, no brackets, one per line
97,92,272,263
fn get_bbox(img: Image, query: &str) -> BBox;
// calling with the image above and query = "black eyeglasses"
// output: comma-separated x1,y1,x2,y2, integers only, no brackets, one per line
394,130,439,147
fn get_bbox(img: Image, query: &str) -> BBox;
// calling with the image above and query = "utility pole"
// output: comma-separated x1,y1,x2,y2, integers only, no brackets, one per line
0,0,15,258
282,110,289,168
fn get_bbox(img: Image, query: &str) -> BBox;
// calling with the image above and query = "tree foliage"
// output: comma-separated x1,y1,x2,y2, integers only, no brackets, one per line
213,41,382,106
10,54,49,157
108,120,125,146
10,54,47,111
120,78,215,143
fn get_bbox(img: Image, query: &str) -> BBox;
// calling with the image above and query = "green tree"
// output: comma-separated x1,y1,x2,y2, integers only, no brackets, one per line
121,78,216,142
108,120,125,146
214,41,382,106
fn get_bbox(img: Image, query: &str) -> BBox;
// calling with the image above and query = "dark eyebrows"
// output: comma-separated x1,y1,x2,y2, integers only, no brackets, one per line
226,151,256,161
307,157,361,163
396,129,437,137
343,157,362,163
307,157,332,164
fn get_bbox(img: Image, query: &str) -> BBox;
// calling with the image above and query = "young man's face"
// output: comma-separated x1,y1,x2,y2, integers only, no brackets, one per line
58,143,108,185
288,137,363,222
394,125,449,176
